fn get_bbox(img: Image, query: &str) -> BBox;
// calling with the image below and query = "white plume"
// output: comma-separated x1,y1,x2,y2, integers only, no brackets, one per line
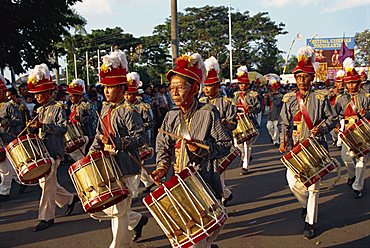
336,70,345,78
343,57,354,72
204,56,220,76
127,72,140,84
71,78,86,93
237,66,248,77
190,52,206,84
102,50,128,70
297,46,316,63
29,63,50,81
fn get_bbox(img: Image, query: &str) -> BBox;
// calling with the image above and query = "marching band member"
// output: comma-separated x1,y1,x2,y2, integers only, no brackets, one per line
152,53,232,248
199,56,237,206
233,66,261,175
90,51,147,247
264,75,283,147
0,74,22,202
278,46,338,239
328,70,345,146
124,72,155,194
27,64,79,231
334,58,370,199
66,78,94,160
359,68,370,93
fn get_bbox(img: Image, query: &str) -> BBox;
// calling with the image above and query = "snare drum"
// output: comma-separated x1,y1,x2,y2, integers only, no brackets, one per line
64,122,86,153
143,166,227,248
6,134,52,184
218,146,240,174
339,118,370,159
68,151,129,213
281,137,337,188
233,113,258,144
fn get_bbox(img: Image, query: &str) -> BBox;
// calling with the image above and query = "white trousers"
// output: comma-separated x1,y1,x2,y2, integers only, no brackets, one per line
103,175,142,248
221,172,232,200
341,145,367,191
140,168,153,188
235,139,252,169
286,170,319,225
256,112,262,127
0,158,18,195
38,158,74,221
266,120,279,144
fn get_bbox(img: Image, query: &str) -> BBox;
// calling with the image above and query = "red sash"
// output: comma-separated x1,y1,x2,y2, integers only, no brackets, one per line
102,108,114,136
237,91,249,113
296,92,313,130
69,106,78,124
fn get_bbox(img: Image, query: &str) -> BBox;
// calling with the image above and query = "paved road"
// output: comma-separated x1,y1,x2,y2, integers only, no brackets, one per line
1,116,369,248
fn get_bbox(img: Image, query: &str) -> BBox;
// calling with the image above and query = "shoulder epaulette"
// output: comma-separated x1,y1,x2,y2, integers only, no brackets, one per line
140,102,151,111
249,91,258,97
199,96,208,103
55,101,67,109
366,93,370,98
200,103,214,111
223,96,236,105
282,92,295,103
103,101,109,105
315,91,326,101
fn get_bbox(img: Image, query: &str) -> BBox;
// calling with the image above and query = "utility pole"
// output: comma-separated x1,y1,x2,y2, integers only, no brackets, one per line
228,0,233,82
171,0,179,64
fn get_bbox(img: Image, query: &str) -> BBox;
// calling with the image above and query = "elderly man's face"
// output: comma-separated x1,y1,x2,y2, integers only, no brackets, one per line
295,72,314,92
169,75,193,107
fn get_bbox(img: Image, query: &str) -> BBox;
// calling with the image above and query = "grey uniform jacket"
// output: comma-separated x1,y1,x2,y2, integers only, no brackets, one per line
90,100,145,176
233,90,261,127
199,92,237,135
334,92,370,122
267,93,283,121
278,90,338,145
156,100,233,199
70,101,94,138
0,100,22,144
36,99,67,159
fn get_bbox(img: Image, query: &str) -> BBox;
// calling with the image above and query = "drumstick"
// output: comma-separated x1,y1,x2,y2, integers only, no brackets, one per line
158,129,210,150
18,114,39,138
127,152,161,186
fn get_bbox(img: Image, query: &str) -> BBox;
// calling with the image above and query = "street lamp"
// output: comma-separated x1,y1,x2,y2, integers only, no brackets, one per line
128,44,143,71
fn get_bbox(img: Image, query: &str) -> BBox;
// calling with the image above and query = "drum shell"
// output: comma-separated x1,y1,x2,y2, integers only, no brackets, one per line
68,151,129,213
143,166,227,248
339,118,370,159
6,134,52,184
281,137,336,188
233,114,258,144
64,123,86,153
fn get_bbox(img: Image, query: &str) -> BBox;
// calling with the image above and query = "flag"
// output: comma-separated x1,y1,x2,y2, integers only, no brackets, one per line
338,40,353,63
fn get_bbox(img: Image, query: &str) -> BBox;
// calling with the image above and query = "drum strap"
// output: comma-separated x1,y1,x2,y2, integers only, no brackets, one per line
349,96,360,116
102,107,114,136
238,91,249,113
296,92,313,130
69,105,78,123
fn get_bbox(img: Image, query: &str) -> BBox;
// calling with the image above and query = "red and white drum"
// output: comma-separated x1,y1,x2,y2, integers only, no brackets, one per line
218,146,240,174
281,137,337,188
233,113,258,144
139,144,154,161
339,118,370,159
68,151,129,213
64,122,86,153
6,134,52,184
143,166,227,248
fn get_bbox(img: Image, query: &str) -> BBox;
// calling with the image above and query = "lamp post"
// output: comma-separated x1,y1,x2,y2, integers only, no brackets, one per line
128,44,143,71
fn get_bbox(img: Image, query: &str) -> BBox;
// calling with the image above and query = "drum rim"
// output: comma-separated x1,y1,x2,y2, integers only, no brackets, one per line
83,188,129,213
68,150,112,173
6,134,38,152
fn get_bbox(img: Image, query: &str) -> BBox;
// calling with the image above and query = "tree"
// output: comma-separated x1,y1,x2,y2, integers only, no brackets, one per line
153,6,287,78
0,0,85,76
355,30,370,66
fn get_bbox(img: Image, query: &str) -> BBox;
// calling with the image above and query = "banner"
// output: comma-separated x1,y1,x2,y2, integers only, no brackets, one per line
307,37,355,69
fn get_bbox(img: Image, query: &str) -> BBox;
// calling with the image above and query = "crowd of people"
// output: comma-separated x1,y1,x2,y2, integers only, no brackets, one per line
0,46,369,248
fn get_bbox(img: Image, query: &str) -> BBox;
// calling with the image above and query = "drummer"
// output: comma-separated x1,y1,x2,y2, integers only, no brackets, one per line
89,50,148,247
124,72,155,194
233,66,261,175
27,64,79,231
334,58,370,199
278,46,338,239
0,74,22,202
152,52,232,248
66,78,94,158
199,56,237,206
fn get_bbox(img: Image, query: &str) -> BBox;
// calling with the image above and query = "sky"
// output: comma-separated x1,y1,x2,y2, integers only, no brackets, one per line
73,0,370,56
5,0,370,79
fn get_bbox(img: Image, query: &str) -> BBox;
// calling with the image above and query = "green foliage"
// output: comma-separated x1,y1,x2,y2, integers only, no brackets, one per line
153,6,287,78
0,0,85,74
355,30,370,66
